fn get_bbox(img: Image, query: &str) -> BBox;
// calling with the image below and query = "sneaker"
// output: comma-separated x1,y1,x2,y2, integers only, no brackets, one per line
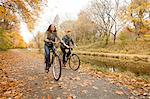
45,63,50,73
62,63,66,67
48,63,51,68
45,69,49,73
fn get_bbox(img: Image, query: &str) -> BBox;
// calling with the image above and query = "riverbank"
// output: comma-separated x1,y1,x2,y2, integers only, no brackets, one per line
77,40,150,55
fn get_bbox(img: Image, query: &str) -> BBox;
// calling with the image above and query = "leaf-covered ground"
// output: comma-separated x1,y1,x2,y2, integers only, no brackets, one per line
0,49,149,99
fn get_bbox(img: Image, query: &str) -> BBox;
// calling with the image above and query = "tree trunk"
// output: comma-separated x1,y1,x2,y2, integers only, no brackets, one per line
113,32,117,44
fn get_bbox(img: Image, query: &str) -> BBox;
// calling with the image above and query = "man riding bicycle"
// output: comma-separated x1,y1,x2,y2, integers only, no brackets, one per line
60,29,76,66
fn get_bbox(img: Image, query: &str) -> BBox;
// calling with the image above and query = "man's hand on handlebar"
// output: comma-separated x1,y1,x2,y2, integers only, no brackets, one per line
65,45,70,49
74,44,77,48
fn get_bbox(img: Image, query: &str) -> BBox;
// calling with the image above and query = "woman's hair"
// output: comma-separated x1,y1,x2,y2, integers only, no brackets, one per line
47,24,57,33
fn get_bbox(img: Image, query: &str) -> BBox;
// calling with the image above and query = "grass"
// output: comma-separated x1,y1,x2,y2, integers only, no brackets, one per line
76,40,150,55
94,66,109,73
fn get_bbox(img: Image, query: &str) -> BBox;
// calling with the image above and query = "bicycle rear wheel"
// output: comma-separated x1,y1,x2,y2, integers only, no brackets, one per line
69,54,80,71
52,55,61,81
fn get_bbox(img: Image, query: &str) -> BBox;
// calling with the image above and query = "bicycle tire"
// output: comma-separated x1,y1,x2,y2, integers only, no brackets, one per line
69,54,80,71
52,55,62,81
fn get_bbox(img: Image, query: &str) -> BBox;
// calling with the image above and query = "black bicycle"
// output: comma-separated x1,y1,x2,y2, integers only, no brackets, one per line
45,41,62,81
63,47,80,71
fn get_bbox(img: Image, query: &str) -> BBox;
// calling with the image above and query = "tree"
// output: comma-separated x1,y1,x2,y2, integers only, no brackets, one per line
124,0,150,39
59,20,77,42
0,27,26,50
32,32,44,53
0,28,9,50
0,0,46,50
11,32,27,48
0,0,44,31
89,0,126,44
76,11,96,44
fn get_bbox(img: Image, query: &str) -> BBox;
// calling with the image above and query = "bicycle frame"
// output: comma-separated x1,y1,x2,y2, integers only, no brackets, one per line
64,48,73,62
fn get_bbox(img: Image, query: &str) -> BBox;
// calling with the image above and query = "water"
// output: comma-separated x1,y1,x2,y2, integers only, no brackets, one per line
80,55,150,76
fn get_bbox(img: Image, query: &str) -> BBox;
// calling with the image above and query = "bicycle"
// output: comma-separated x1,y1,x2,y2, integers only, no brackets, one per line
62,47,80,71
45,40,62,81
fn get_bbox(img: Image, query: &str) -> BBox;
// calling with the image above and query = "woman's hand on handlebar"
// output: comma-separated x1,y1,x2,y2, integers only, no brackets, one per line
44,39,58,44
44,39,50,43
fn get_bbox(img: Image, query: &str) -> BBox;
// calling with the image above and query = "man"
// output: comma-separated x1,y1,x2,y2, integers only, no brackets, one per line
60,29,75,66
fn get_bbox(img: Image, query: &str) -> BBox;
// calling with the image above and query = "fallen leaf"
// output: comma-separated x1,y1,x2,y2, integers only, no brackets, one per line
143,92,148,96
42,96,45,99
67,96,73,99
129,96,135,99
82,90,88,94
47,94,52,99
93,86,99,90
63,92,68,95
57,97,61,99
115,90,124,95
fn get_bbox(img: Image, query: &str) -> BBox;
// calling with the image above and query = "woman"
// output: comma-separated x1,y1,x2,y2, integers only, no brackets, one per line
44,24,60,73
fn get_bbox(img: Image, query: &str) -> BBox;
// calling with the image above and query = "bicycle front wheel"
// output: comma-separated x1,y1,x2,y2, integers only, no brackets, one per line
69,54,80,71
52,55,61,81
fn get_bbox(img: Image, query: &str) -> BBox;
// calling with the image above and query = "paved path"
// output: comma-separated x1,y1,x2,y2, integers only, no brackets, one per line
0,49,130,99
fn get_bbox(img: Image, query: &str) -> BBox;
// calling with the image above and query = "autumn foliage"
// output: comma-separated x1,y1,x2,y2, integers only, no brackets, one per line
0,28,26,50
0,0,44,50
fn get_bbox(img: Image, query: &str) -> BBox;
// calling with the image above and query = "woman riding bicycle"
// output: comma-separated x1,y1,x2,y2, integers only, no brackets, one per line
44,24,61,73
44,24,69,73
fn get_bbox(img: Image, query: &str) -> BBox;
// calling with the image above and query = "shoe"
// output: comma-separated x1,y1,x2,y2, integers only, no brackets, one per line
45,63,50,73
48,63,51,68
62,63,66,67
45,69,49,73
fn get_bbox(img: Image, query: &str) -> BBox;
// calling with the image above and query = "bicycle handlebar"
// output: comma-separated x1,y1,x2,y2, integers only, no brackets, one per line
44,39,77,49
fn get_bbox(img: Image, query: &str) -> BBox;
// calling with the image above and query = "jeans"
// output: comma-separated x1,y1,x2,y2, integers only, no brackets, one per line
44,44,56,67
60,47,71,64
